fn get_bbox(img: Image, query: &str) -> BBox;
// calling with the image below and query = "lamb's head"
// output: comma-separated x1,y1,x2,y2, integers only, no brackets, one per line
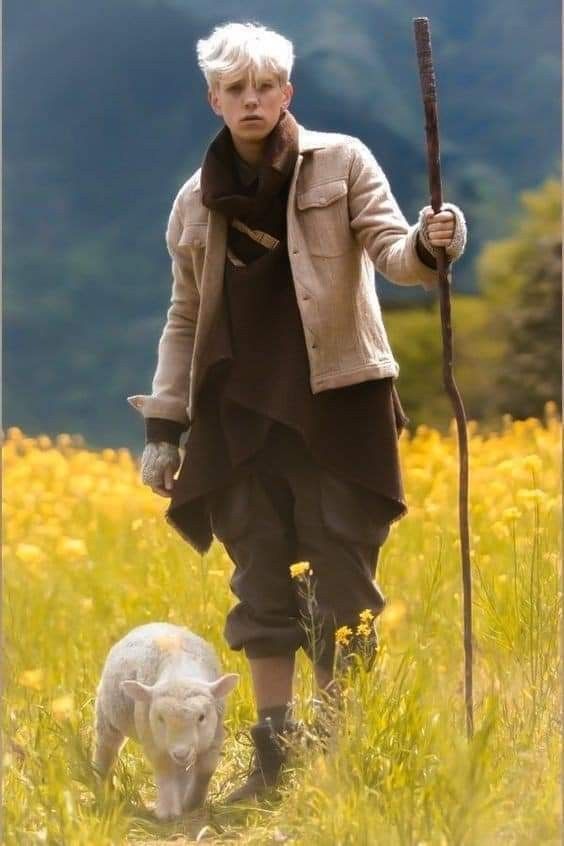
121,673,239,766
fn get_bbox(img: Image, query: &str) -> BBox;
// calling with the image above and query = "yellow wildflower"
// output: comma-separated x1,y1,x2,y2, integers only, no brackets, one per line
68,475,94,497
516,488,545,503
522,454,542,473
380,599,407,631
335,625,353,646
51,694,74,721
56,537,88,559
491,521,510,540
18,669,44,690
502,507,521,522
359,608,375,623
289,561,312,579
15,543,44,565
356,622,372,638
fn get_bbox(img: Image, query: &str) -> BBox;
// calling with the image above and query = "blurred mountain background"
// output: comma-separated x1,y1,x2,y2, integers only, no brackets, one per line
4,0,561,449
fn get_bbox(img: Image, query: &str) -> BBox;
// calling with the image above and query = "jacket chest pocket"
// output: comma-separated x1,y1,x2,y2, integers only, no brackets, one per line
296,179,354,257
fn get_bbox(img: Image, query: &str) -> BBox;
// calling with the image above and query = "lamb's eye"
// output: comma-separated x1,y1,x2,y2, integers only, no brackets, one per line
198,713,205,722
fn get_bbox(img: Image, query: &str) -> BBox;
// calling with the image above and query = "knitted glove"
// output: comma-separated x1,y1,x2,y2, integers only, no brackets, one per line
417,202,467,262
140,442,181,497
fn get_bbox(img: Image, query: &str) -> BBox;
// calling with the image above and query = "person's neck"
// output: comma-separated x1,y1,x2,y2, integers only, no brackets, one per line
231,135,265,168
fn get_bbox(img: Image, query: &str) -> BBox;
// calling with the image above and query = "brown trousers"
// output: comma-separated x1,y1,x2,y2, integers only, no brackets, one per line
207,421,390,674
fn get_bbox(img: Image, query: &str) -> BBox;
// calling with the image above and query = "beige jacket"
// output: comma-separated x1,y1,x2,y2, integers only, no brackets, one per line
128,124,467,427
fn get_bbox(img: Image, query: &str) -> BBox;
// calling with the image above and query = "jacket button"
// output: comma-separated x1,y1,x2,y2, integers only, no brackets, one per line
292,248,299,254
303,294,310,301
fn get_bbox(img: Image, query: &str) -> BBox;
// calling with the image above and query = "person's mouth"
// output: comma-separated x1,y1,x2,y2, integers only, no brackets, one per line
241,116,263,122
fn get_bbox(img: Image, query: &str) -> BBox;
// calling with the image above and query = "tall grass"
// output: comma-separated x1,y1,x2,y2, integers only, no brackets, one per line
2,404,561,844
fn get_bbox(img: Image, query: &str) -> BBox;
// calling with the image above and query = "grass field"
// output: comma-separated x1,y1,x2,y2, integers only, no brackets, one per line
2,404,561,844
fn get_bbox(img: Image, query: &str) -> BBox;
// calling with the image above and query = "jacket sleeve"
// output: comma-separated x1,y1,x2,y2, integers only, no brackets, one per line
127,193,200,426
347,138,466,291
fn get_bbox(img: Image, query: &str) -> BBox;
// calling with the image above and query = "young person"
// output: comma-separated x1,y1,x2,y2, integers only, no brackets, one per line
128,21,467,803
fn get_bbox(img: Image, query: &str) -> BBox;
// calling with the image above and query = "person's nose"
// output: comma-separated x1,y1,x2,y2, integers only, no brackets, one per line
244,89,259,106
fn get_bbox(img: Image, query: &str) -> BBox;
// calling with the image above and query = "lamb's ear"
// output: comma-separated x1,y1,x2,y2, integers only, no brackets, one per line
207,673,240,699
120,680,154,702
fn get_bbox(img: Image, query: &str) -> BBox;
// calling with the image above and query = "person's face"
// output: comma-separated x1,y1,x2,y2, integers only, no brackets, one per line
208,68,293,144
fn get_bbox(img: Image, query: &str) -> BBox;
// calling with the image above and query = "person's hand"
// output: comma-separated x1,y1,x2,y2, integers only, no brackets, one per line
140,442,181,498
417,202,467,262
422,207,456,248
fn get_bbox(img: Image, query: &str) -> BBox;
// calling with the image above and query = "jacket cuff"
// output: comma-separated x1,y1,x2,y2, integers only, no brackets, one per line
127,394,189,426
145,417,187,446
417,202,467,263
415,232,438,269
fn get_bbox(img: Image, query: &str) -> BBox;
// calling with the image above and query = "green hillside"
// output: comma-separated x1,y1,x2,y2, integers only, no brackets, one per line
4,0,560,448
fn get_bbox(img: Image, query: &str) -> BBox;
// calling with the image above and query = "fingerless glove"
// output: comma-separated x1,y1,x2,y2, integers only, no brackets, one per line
140,442,181,489
417,201,467,262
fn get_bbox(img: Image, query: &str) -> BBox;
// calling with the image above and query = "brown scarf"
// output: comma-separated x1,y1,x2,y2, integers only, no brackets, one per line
200,109,299,226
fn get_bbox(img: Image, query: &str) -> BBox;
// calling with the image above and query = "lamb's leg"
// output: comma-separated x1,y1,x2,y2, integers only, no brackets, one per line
154,763,184,821
93,698,126,780
182,744,221,811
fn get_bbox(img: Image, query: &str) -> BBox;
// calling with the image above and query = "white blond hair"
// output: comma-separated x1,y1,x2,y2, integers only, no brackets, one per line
196,21,294,91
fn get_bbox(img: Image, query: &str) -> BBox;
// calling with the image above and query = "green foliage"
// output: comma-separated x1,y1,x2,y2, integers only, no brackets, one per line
385,295,506,434
476,179,562,417
477,178,561,307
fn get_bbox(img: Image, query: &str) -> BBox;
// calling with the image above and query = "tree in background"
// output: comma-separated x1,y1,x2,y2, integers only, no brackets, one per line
476,177,561,419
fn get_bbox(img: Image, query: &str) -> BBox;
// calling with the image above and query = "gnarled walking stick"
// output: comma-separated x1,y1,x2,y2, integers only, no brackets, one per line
413,17,474,739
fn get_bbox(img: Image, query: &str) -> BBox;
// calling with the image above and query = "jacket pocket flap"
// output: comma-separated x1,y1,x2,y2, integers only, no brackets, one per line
297,179,348,210
178,223,208,249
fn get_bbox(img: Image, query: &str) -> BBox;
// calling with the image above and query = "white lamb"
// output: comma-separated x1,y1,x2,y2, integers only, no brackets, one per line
93,622,239,820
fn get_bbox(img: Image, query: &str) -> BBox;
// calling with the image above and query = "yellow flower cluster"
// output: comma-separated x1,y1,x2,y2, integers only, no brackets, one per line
335,625,353,646
2,427,165,577
397,404,560,541
3,404,559,588
290,561,312,579
335,609,377,645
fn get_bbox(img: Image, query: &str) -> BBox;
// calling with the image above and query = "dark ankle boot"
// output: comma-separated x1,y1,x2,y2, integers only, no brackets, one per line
223,718,297,804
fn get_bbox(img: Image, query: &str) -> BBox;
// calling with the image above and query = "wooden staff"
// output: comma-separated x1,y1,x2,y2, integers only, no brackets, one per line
413,17,474,739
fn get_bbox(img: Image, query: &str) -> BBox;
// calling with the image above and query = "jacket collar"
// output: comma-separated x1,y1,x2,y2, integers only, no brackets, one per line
191,122,326,193
298,124,328,153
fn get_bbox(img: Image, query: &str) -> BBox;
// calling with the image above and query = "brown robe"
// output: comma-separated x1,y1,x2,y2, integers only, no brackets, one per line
155,111,420,554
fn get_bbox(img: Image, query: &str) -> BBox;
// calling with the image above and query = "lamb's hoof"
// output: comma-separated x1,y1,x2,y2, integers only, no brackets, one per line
154,804,182,822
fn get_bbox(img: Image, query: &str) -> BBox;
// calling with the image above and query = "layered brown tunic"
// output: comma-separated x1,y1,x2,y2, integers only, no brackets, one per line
153,111,426,555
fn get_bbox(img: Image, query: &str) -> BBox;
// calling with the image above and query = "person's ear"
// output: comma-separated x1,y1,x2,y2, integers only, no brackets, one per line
281,81,293,112
208,86,222,117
